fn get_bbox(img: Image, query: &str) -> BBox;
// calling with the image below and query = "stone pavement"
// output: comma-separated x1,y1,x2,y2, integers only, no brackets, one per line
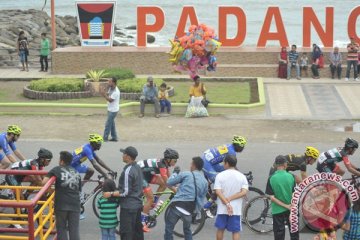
1,68,360,120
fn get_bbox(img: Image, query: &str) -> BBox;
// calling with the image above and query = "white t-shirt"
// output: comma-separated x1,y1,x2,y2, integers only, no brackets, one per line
214,169,249,216
107,87,120,112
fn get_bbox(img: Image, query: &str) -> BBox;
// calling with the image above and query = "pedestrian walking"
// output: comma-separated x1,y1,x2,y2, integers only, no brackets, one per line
98,179,119,240
42,151,81,240
103,146,144,240
101,77,120,142
265,155,299,240
164,157,208,240
39,33,50,72
214,155,249,240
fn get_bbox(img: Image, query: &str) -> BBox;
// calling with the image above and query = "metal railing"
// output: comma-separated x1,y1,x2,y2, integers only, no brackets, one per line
0,170,56,240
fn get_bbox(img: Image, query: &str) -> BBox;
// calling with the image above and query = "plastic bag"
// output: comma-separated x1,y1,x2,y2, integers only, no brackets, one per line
185,96,209,118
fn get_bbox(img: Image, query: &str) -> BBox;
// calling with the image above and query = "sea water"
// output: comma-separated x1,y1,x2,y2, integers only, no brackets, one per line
0,0,358,47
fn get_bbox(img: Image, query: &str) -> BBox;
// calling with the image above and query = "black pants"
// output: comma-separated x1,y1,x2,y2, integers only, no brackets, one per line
55,210,80,240
273,211,299,240
40,55,48,71
330,64,342,79
120,207,144,240
311,64,319,77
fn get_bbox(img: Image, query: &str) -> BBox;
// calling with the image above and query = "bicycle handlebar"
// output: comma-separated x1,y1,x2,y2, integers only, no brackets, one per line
97,172,118,181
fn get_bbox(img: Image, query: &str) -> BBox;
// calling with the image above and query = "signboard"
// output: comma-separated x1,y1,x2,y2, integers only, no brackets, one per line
76,1,116,46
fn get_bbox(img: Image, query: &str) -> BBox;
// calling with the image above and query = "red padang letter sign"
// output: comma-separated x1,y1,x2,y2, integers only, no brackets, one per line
218,6,247,47
303,7,334,47
137,6,165,47
175,6,199,38
348,6,360,43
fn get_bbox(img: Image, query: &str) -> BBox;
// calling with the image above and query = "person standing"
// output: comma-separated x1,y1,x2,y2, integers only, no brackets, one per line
329,46,342,79
103,146,144,240
345,36,359,81
39,33,50,72
287,45,301,80
17,31,29,72
311,46,322,79
164,157,208,240
42,151,81,240
139,76,160,118
101,77,120,142
265,155,298,240
214,155,248,240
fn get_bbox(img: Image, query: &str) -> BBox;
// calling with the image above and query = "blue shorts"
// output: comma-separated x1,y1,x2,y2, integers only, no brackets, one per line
73,164,89,174
0,153,4,161
215,214,242,233
19,50,27,63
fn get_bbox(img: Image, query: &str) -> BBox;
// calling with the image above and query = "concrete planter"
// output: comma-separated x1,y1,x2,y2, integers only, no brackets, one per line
84,79,109,97
120,86,174,101
23,86,92,100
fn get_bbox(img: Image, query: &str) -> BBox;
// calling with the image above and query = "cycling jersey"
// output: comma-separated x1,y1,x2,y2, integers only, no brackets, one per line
71,143,97,168
269,154,307,176
316,147,350,173
137,159,168,187
0,132,16,161
201,144,237,183
202,144,237,165
6,159,42,185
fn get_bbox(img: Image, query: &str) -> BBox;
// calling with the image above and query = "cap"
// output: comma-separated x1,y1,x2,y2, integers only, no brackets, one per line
193,75,200,81
120,146,138,159
275,155,286,165
147,76,154,82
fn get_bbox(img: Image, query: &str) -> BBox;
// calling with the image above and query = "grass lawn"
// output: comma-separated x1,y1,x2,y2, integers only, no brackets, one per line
0,80,252,104
168,81,251,104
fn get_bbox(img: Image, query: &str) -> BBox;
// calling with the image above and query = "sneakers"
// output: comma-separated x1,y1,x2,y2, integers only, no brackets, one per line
80,192,89,204
141,214,150,232
9,224,23,229
79,213,85,220
142,223,150,232
205,209,214,219
345,78,349,81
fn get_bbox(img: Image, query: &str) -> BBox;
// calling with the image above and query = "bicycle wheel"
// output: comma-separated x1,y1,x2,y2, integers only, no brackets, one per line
244,195,273,233
241,187,264,222
92,189,103,218
164,207,206,238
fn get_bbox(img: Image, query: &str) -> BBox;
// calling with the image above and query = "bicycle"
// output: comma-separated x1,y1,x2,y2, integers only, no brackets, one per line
205,171,265,220
243,195,273,233
81,172,117,218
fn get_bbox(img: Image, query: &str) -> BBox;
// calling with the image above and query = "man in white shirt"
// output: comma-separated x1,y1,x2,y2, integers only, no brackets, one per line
214,155,248,240
101,77,120,142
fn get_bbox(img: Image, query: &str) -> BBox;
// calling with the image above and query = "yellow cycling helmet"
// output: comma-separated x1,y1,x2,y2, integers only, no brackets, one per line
89,133,104,143
232,135,247,147
305,146,320,159
7,125,22,135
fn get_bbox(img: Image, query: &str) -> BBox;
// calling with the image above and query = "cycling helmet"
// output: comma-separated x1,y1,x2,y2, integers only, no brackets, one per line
232,135,247,147
345,138,359,149
89,134,104,144
38,148,53,160
305,146,320,159
164,148,179,160
7,125,22,135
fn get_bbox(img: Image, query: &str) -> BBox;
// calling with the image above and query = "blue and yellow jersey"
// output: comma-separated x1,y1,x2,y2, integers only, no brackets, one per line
71,143,97,167
0,132,16,158
201,144,237,165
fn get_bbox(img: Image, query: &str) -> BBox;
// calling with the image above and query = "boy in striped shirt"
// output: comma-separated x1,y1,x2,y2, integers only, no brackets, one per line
98,179,119,240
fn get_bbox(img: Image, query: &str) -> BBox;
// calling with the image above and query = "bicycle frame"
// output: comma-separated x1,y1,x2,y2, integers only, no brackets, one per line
149,190,174,217
81,179,103,205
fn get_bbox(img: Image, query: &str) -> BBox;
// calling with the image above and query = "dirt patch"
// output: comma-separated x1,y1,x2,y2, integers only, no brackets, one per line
0,115,356,143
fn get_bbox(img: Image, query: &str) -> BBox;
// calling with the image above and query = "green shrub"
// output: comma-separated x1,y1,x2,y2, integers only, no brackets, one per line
102,68,135,80
118,78,163,93
29,78,84,92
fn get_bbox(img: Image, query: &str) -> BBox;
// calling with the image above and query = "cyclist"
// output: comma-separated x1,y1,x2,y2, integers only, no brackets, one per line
138,148,179,232
71,133,114,181
0,125,26,169
5,148,52,229
268,146,320,183
201,135,247,183
201,135,247,218
317,138,360,176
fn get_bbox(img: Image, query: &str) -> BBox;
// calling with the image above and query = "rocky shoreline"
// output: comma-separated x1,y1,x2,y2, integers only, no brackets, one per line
0,9,155,67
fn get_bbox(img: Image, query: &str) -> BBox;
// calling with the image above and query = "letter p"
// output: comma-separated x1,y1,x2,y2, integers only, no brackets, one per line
137,6,165,47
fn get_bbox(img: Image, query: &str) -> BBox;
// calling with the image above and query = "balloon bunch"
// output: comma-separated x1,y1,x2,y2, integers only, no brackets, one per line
169,24,221,79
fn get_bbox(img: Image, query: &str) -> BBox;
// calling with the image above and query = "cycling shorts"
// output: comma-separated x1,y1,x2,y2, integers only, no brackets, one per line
73,164,89,174
316,161,338,173
0,153,4,161
202,158,224,183
142,172,158,189
5,175,20,186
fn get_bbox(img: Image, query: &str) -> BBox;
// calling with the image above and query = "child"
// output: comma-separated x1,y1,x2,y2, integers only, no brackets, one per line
98,179,119,240
39,33,50,72
341,198,360,240
158,82,171,114
300,52,309,77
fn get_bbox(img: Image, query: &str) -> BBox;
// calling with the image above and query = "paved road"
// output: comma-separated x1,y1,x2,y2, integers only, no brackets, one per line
14,139,360,239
